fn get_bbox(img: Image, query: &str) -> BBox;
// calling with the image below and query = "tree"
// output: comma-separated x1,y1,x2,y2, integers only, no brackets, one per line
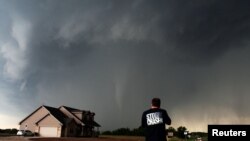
101,127,144,136
0,128,18,135
166,126,176,137
102,130,112,135
167,126,176,132
112,128,131,135
132,127,144,136
177,126,187,138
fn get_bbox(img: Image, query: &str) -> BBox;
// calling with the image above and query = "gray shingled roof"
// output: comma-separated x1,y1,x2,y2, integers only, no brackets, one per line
62,105,83,112
43,105,67,124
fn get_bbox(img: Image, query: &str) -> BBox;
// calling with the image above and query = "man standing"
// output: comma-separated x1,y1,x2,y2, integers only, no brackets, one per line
141,98,171,141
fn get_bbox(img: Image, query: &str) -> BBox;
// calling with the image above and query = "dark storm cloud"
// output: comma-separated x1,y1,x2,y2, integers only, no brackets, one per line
1,0,250,131
170,0,250,64
15,0,250,65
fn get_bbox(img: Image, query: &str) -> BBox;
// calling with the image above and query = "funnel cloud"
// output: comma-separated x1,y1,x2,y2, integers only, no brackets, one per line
1,0,250,132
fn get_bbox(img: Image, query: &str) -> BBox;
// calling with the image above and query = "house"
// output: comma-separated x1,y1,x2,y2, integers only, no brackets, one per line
19,105,101,137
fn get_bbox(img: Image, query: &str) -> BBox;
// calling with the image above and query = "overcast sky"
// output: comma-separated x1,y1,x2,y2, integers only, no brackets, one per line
1,0,250,132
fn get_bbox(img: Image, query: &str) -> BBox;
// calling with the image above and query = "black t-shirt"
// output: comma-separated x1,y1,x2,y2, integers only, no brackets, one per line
141,108,171,141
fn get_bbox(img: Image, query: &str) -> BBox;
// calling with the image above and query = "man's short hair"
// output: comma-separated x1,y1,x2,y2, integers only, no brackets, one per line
152,98,161,107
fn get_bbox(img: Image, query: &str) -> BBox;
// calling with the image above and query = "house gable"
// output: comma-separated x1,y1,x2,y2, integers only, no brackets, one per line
19,106,50,132
59,106,84,126
36,114,62,127
19,106,43,125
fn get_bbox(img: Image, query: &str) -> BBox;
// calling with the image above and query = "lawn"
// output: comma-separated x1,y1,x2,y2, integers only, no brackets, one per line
168,136,208,141
0,135,208,141
101,135,208,141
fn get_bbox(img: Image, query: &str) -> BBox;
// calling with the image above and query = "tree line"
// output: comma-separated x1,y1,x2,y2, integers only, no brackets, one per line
102,127,145,136
0,128,18,135
102,126,207,139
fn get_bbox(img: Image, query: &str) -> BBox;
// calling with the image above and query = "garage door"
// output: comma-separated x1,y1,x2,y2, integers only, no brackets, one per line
39,127,58,137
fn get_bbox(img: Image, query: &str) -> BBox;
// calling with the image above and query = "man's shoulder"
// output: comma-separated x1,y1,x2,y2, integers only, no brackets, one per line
142,109,154,115
158,108,167,112
142,109,151,114
143,108,166,113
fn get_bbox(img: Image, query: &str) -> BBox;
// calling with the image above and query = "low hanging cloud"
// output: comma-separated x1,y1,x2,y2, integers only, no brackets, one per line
0,0,250,131
0,13,31,81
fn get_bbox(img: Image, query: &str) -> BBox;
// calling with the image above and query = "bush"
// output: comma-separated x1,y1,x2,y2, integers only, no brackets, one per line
112,128,131,135
176,126,187,138
0,128,18,136
102,131,112,135
34,132,39,136
102,127,144,136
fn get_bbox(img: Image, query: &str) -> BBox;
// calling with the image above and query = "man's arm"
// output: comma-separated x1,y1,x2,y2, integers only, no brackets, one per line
163,110,171,125
141,112,146,128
